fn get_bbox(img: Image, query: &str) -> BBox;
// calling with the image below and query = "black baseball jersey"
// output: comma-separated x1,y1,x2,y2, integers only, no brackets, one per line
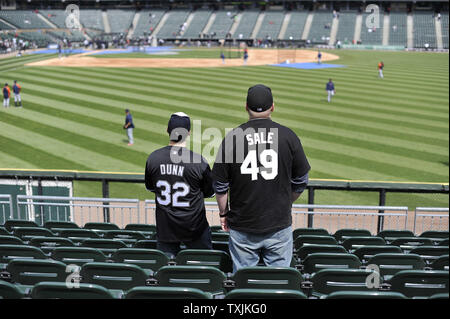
212,118,310,234
145,146,214,242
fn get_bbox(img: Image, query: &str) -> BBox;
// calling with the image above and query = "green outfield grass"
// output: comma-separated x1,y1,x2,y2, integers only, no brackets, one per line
0,49,448,208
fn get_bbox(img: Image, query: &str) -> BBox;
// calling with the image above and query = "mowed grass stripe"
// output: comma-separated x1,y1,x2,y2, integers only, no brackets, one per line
0,150,39,169
17,68,449,135
33,66,449,125
79,66,449,115
0,111,150,169
16,73,449,161
0,134,90,170
22,89,446,176
176,66,449,101
0,121,143,172
6,97,447,181
84,66,448,122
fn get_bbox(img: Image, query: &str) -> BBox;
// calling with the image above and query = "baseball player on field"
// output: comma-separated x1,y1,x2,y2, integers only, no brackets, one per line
3,83,10,108
326,79,335,103
12,80,22,107
378,61,384,78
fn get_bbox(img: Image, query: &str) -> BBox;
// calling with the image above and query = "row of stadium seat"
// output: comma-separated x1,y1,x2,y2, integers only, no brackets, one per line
3,219,448,238
0,243,447,277
0,258,448,299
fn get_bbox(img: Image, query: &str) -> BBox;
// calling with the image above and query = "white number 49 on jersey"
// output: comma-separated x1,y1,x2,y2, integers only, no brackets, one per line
240,149,278,181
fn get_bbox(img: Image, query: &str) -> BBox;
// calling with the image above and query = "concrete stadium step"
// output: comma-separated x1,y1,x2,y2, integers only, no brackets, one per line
127,12,141,39
228,13,242,37
102,11,111,33
278,12,291,39
382,14,390,46
407,13,414,48
202,12,216,35
36,12,57,29
301,12,314,40
354,13,362,43
435,16,443,49
329,16,339,45
152,11,170,38
250,11,265,39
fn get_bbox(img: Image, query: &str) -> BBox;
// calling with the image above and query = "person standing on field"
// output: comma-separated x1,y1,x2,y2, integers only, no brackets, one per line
3,83,10,108
123,109,135,145
326,79,335,103
378,61,384,78
212,84,311,273
12,80,22,107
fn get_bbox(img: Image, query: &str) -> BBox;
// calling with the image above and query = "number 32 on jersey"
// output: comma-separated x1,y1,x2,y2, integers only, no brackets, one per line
240,149,278,181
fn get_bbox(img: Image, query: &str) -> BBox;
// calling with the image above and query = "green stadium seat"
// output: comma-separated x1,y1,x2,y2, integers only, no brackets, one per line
0,235,24,246
80,262,149,298
51,247,107,266
44,221,80,230
310,268,380,298
212,241,230,255
440,239,449,246
390,237,433,247
388,270,449,298
84,222,120,231
0,279,26,299
342,236,386,252
102,230,147,243
81,238,128,257
296,244,348,261
419,231,449,239
325,291,408,299
111,248,169,275
133,240,157,249
334,229,372,242
409,246,449,265
211,232,229,242
31,281,115,299
0,244,47,270
429,293,449,299
209,226,223,232
124,223,156,234
0,226,11,235
302,253,362,275
225,288,307,299
293,228,329,239
353,245,403,265
4,220,39,232
125,286,212,299
7,259,68,295
367,253,425,281
29,236,75,254
58,229,101,244
377,230,415,243
155,265,227,296
175,249,233,273
13,227,55,241
294,235,338,251
430,255,449,271
232,267,303,291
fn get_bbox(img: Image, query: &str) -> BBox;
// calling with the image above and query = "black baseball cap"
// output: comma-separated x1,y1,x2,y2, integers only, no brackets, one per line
246,84,273,112
167,112,191,142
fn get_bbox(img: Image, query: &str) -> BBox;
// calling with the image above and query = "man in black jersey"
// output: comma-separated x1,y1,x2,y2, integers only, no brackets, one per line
212,84,310,272
145,112,215,258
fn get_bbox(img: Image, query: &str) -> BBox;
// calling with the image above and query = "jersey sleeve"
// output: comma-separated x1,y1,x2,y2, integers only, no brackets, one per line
144,156,155,192
200,161,215,198
291,134,311,180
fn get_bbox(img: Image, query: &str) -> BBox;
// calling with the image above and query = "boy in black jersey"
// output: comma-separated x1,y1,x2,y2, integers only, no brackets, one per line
145,112,215,258
212,85,310,272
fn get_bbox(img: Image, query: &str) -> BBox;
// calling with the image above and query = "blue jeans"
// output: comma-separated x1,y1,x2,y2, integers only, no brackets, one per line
157,226,212,259
228,226,293,273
